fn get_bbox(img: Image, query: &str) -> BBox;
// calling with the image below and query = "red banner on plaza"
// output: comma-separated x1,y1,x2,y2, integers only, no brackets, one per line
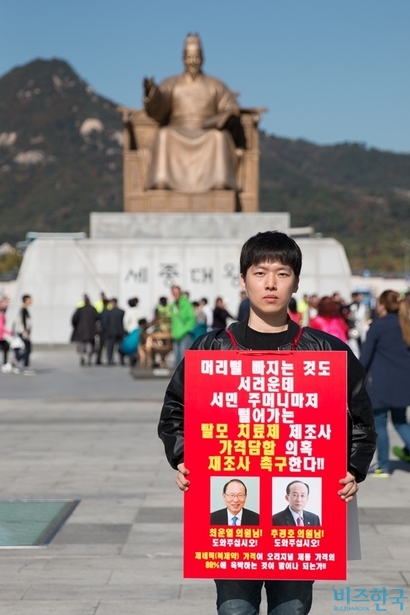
183,350,347,580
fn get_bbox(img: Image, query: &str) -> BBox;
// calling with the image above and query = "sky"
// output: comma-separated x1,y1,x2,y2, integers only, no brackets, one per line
1,0,410,153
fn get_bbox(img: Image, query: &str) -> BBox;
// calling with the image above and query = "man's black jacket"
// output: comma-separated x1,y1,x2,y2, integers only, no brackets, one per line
158,320,376,483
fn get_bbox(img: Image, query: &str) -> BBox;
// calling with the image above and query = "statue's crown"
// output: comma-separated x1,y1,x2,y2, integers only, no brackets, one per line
184,33,203,53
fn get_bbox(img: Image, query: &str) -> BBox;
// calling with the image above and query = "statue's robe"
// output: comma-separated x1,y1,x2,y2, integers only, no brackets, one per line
144,72,240,192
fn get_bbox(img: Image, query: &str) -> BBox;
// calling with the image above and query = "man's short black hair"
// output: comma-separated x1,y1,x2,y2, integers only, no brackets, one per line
286,480,310,495
22,294,31,302
240,231,302,278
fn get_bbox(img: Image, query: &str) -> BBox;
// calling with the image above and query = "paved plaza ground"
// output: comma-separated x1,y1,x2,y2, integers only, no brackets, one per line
0,346,409,614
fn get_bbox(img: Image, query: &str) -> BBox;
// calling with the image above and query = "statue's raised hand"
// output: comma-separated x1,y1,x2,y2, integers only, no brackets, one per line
143,77,155,97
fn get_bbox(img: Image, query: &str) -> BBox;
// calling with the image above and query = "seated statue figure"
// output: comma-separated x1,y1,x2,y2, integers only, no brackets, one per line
143,34,241,193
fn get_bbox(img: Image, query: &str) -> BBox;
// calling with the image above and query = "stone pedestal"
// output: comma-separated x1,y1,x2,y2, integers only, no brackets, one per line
9,233,352,344
125,190,236,213
90,212,291,240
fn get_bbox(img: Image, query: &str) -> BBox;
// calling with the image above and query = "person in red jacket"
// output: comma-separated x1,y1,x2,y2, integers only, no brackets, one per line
288,296,303,324
309,296,349,342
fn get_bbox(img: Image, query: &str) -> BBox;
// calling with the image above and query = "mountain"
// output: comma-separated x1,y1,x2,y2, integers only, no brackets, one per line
0,58,123,241
1,58,410,272
259,135,410,272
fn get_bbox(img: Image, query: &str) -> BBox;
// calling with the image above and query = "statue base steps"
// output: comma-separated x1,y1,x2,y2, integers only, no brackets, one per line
124,190,237,213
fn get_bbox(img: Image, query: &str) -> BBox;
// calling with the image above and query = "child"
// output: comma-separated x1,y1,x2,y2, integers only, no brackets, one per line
158,231,376,615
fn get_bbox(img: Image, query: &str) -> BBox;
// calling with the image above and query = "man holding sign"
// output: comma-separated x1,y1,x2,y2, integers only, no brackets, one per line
158,231,376,615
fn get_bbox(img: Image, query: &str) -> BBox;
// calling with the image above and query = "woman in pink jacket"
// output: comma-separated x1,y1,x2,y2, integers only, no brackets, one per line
0,307,12,367
309,296,349,342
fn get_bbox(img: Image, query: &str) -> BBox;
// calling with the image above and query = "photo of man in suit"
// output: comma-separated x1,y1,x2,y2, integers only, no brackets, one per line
272,480,321,526
210,479,259,526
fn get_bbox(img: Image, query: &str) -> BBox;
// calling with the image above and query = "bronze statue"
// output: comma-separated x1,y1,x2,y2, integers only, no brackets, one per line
143,34,242,192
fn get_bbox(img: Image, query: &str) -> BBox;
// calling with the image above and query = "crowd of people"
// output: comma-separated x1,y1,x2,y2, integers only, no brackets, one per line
68,289,248,369
288,289,410,478
2,283,410,481
148,284,410,483
290,290,371,354
64,287,393,374
70,293,142,367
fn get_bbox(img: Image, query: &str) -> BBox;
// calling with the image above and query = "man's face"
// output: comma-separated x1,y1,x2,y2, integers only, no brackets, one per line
171,287,181,301
285,482,309,514
222,481,247,516
184,44,202,77
240,261,299,320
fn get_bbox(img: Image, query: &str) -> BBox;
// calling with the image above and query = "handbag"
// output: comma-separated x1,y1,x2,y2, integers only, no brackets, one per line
120,328,141,355
10,336,25,350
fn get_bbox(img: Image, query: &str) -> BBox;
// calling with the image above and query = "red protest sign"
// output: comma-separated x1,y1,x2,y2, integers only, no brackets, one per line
183,350,347,580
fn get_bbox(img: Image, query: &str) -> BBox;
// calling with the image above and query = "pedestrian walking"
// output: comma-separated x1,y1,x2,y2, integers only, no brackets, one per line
170,285,195,367
199,297,214,331
123,297,143,334
237,290,250,322
105,298,125,365
0,304,12,371
361,290,410,476
95,298,109,365
288,296,302,324
349,292,368,354
70,295,99,366
13,294,34,374
212,297,233,330
309,296,349,342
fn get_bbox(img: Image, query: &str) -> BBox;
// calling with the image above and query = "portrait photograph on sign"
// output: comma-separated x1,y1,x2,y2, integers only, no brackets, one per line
210,476,260,526
272,477,322,527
